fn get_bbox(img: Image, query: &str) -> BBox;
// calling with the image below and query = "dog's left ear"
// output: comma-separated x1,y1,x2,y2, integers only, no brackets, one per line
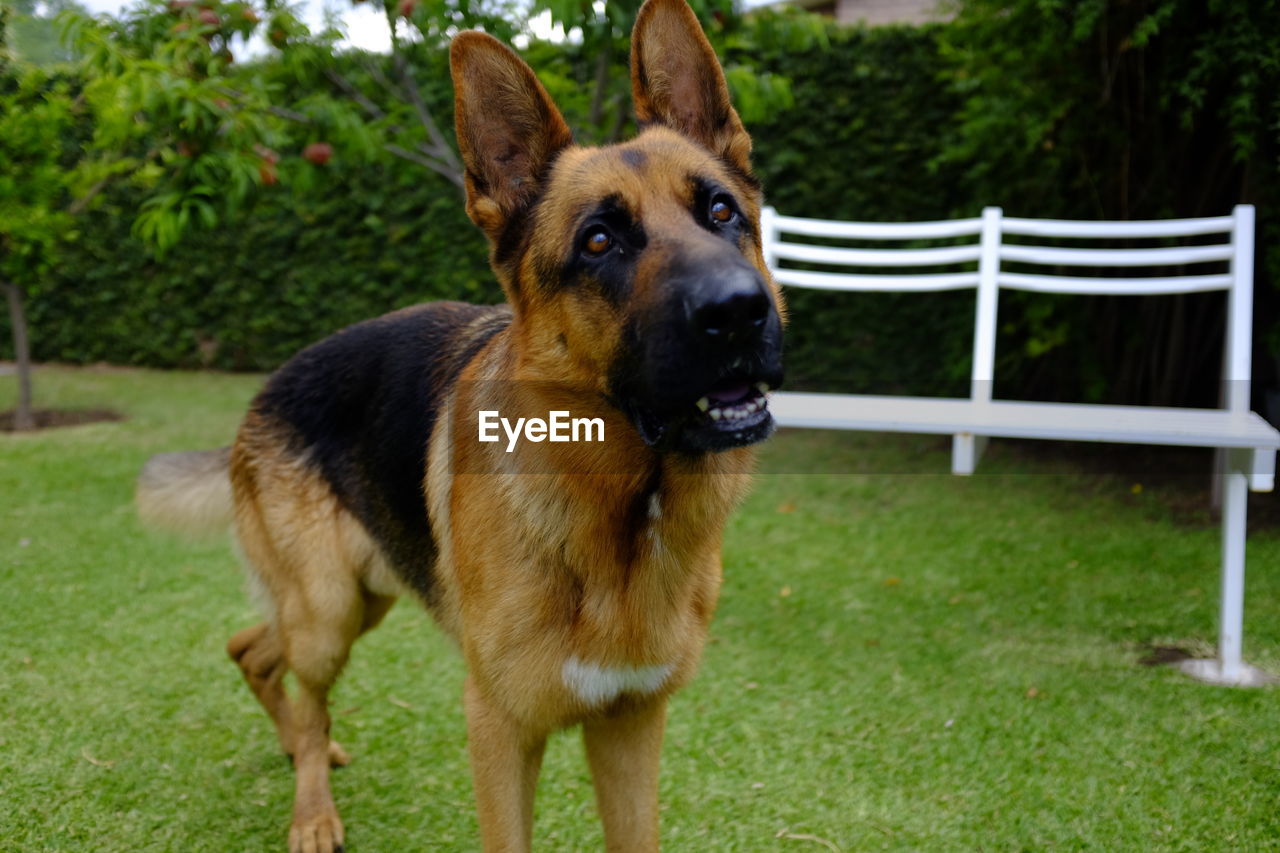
451,31,574,240
630,0,752,176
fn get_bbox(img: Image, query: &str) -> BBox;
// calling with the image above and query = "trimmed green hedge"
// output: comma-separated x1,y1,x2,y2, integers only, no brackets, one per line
24,164,494,371
748,24,973,395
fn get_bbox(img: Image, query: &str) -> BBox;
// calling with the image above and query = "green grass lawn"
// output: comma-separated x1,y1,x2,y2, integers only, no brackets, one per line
3,365,1279,852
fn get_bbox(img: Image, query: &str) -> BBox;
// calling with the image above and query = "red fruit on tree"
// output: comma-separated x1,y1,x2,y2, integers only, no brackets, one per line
397,0,416,17
241,8,260,23
197,8,219,26
302,142,333,166
268,27,287,48
168,0,194,12
259,162,278,186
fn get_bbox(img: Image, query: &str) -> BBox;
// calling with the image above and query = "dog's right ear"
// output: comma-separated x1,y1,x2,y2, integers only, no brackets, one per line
450,32,573,241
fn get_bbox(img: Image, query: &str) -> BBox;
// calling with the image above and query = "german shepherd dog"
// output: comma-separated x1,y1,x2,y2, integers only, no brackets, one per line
136,0,784,849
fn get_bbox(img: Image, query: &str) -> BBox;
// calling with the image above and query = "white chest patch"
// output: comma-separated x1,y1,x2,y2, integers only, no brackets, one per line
562,656,674,706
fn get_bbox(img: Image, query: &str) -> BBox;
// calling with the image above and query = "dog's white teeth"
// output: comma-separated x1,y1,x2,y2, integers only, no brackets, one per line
703,387,770,423
756,381,770,394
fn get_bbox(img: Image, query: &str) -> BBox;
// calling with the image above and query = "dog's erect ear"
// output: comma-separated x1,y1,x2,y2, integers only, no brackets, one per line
630,0,752,176
451,32,573,239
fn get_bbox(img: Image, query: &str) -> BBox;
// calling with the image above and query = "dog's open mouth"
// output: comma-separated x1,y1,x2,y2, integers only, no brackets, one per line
627,376,778,453
694,379,770,427
657,376,774,452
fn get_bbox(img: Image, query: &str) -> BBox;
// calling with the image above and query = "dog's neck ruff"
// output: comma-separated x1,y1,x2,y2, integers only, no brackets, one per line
562,656,674,706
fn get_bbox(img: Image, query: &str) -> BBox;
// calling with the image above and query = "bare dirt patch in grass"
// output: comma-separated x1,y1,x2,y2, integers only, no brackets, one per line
1,408,124,431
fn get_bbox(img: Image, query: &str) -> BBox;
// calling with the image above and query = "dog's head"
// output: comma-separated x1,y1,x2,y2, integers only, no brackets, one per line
450,0,784,455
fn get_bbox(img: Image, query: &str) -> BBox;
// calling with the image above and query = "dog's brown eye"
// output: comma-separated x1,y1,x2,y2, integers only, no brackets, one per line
709,199,735,224
583,228,612,256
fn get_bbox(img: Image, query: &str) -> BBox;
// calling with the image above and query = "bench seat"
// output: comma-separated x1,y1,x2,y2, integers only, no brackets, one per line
771,392,1279,491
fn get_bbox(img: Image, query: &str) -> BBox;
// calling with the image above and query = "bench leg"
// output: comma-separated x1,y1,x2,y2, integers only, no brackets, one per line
1178,449,1272,686
951,434,988,476
1218,457,1247,678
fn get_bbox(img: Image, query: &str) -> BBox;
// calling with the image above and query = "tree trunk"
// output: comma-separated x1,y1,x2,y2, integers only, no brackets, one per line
588,38,612,139
2,280,35,431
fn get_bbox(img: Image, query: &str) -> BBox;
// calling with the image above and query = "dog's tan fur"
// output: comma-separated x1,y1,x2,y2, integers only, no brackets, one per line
138,2,783,850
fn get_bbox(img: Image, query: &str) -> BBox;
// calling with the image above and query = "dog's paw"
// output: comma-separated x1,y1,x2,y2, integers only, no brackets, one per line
327,740,351,767
288,809,345,853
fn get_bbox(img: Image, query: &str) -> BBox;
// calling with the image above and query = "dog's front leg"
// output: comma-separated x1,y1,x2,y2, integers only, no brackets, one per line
464,676,548,852
583,699,667,852
288,678,345,853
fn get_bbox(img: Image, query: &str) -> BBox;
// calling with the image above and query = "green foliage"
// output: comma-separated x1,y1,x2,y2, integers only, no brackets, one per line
4,0,85,66
935,0,1280,405
0,64,77,286
528,0,825,144
720,5,828,123
58,0,524,255
936,0,1280,217
62,0,386,252
750,22,960,224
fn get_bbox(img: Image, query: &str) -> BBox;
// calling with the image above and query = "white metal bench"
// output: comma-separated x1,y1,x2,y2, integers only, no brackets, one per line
763,204,1279,686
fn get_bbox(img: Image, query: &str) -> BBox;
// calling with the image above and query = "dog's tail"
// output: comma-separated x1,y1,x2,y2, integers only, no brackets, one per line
136,448,234,538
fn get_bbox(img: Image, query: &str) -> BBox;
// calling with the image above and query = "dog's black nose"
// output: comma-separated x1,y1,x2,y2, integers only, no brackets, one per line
688,267,770,344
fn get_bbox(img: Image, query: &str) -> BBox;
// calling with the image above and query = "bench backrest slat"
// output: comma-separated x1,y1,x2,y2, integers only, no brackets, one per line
770,270,982,292
1001,214,1236,238
1000,244,1234,267
760,204,1256,410
767,211,984,239
998,272,1236,295
772,242,984,266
